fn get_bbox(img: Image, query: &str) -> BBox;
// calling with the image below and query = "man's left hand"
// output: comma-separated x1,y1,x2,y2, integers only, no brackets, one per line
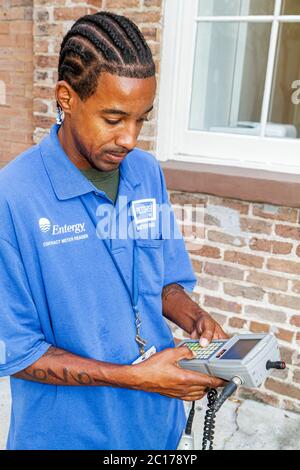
190,310,229,347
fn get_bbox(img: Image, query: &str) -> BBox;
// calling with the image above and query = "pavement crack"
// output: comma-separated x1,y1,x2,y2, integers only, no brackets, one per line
221,399,243,450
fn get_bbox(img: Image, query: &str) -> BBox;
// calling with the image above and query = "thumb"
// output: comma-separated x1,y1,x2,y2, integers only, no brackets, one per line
174,346,196,362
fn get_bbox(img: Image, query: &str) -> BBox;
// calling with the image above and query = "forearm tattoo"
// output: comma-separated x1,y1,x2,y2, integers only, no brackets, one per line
162,283,184,301
13,347,106,386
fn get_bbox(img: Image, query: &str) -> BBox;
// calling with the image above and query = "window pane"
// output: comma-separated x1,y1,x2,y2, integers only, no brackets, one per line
281,0,300,15
268,23,300,138
198,0,275,16
189,22,271,135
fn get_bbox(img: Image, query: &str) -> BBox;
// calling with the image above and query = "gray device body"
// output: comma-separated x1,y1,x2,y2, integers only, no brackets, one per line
177,334,280,387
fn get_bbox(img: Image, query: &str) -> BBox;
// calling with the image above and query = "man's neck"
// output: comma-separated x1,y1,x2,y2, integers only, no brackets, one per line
58,124,91,170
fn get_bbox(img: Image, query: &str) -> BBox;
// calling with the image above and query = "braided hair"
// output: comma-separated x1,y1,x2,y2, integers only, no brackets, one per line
58,11,156,102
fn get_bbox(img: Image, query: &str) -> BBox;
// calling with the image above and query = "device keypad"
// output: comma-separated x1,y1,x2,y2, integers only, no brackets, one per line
181,341,225,359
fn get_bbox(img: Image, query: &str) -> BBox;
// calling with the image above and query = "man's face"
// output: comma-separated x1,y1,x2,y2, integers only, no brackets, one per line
57,72,157,171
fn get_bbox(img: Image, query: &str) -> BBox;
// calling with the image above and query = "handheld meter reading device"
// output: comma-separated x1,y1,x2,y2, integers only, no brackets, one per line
176,334,285,450
177,334,282,387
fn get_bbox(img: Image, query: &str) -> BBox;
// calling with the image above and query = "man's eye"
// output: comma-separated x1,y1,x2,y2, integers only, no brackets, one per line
105,119,121,125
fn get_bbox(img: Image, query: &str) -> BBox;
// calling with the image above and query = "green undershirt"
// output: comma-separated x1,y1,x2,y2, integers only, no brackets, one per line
80,167,120,205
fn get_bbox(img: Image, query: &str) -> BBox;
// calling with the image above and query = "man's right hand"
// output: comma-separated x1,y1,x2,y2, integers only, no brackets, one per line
130,347,225,401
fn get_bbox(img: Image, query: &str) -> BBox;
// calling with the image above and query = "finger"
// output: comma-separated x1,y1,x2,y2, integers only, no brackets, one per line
198,317,215,347
183,370,223,388
180,393,206,402
190,329,200,340
210,376,226,389
213,325,229,340
174,346,196,361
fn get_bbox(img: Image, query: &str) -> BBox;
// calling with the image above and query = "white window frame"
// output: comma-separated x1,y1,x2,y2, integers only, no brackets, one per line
157,0,300,174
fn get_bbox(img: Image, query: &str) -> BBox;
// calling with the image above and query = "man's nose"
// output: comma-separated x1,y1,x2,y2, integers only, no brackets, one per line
115,124,138,152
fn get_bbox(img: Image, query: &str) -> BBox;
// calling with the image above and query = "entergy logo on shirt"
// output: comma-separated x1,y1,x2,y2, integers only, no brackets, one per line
38,217,88,247
131,199,157,231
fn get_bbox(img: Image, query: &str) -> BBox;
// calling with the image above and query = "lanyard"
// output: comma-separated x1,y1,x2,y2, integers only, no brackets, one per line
80,195,147,355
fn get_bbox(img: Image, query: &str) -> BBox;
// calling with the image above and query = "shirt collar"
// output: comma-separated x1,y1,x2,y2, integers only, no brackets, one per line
39,124,141,201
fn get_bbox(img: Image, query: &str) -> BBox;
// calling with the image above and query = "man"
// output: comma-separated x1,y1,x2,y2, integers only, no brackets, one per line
0,11,226,450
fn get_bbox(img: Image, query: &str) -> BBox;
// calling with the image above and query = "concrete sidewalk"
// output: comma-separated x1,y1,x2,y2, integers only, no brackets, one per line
1,376,300,450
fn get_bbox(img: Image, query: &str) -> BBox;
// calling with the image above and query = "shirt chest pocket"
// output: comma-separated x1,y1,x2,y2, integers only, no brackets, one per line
135,239,164,295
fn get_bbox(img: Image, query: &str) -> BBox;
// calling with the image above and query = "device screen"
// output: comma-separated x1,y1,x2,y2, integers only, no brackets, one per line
220,339,261,360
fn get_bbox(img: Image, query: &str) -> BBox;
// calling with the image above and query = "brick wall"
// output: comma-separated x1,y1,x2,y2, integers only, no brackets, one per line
0,0,34,166
1,0,299,413
32,0,163,150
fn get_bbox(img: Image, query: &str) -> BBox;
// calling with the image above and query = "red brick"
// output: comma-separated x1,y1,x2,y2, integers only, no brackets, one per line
267,258,300,275
34,86,55,100
54,7,89,21
275,224,300,241
250,238,292,255
182,226,205,240
11,0,33,6
33,114,55,129
283,400,300,413
144,0,162,6
228,317,247,329
244,305,286,323
34,38,49,54
191,259,202,273
238,387,279,407
106,0,140,8
35,55,58,69
0,23,10,34
204,262,244,281
208,230,246,248
224,282,265,301
280,346,294,365
246,272,288,291
272,241,293,255
170,192,207,206
240,217,272,235
265,378,300,400
252,204,298,223
250,321,270,333
34,9,50,22
192,245,221,259
197,276,219,291
209,196,249,215
249,238,272,252
210,312,228,326
137,140,153,151
34,23,63,37
204,295,242,314
141,27,158,41
290,316,300,327
293,369,300,384
224,250,264,269
204,214,221,227
269,293,300,311
274,328,294,343
271,367,289,380
127,11,162,24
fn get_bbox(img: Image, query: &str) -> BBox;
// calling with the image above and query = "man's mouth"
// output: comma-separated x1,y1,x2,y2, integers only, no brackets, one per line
104,152,128,162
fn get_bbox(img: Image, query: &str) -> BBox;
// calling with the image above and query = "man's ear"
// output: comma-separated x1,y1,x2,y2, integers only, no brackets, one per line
55,81,76,116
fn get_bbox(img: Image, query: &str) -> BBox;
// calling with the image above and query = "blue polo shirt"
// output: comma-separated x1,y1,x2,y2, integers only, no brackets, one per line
0,124,196,450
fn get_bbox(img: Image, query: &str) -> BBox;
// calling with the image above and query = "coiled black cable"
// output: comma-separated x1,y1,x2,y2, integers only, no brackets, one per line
185,401,196,435
202,388,218,450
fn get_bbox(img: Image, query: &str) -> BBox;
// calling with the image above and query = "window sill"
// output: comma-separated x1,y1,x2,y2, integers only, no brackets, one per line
161,160,300,209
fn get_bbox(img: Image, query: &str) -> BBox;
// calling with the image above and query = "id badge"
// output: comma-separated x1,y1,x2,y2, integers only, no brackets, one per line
132,346,157,365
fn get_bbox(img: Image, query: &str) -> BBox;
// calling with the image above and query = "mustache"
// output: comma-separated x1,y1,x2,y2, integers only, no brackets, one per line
102,148,128,155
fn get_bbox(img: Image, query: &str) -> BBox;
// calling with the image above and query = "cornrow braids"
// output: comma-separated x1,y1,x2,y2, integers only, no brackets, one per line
58,11,156,102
